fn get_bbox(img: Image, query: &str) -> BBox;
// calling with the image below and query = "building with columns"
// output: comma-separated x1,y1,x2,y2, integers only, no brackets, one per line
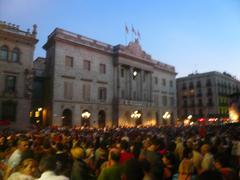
177,71,240,123
0,21,38,129
42,28,177,127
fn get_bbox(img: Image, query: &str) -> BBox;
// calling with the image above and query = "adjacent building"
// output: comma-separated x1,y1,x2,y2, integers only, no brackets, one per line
41,28,177,127
177,71,240,123
0,21,38,129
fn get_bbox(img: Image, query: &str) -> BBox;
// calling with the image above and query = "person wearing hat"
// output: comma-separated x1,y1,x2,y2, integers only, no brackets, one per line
71,146,92,180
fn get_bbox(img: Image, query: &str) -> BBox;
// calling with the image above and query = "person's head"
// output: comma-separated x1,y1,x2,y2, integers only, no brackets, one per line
214,154,229,169
120,140,129,151
201,144,210,155
140,159,151,174
38,155,57,173
17,138,29,152
0,136,5,145
19,158,37,176
198,170,224,180
71,147,85,159
182,147,193,159
109,148,120,162
162,152,175,166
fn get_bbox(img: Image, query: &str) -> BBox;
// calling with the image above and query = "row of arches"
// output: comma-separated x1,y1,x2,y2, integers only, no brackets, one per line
61,109,172,127
62,109,106,128
0,45,20,62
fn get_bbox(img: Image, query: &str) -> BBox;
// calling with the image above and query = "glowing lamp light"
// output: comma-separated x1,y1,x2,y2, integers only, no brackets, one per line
81,111,91,119
208,118,217,122
38,107,43,111
131,110,141,119
229,109,239,123
187,115,192,120
198,118,205,122
133,70,138,77
163,112,171,119
184,119,190,126
35,111,40,118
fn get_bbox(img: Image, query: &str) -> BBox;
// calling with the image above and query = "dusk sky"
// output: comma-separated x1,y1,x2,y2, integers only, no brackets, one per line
1,0,240,78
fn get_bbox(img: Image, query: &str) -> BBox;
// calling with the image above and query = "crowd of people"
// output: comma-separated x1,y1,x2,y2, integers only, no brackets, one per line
0,124,239,180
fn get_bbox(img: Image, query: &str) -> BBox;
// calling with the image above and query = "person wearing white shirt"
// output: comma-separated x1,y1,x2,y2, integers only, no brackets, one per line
37,155,69,180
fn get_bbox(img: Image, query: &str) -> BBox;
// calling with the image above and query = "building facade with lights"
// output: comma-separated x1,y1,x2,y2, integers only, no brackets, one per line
177,71,240,124
0,21,38,129
42,28,177,127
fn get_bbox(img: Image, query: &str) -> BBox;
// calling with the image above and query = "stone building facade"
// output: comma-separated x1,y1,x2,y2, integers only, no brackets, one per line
177,71,240,123
42,28,177,127
0,21,38,129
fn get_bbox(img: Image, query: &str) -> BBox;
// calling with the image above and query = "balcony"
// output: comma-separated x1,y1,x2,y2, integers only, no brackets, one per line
207,92,212,96
207,102,214,107
196,93,202,97
2,90,17,98
119,99,153,107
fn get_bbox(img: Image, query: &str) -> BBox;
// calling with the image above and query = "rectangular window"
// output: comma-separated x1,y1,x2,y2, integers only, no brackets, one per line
98,87,107,101
100,64,106,74
121,68,124,78
133,91,136,100
162,95,167,106
170,97,174,106
121,90,125,98
154,94,159,106
5,75,16,92
1,101,16,121
170,80,173,87
83,84,91,101
65,56,73,67
154,77,158,85
64,81,73,99
162,79,166,86
83,60,91,71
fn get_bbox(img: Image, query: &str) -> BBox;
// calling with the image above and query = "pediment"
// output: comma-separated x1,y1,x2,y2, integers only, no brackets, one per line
123,39,151,60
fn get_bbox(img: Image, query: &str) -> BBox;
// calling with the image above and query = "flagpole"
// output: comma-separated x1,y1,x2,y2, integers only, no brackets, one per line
125,23,129,45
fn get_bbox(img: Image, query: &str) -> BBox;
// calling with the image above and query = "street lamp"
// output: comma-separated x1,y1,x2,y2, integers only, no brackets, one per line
131,110,141,119
81,111,91,119
163,111,171,125
133,70,138,77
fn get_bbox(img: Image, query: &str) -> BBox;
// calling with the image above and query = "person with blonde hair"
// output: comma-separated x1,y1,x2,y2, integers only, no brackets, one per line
200,144,214,173
7,158,37,180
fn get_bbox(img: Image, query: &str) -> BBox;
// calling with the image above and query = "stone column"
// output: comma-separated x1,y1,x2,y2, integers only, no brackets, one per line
140,70,144,101
149,72,153,102
129,67,133,100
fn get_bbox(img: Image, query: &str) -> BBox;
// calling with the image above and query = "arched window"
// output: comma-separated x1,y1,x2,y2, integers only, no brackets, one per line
0,45,9,61
12,48,20,62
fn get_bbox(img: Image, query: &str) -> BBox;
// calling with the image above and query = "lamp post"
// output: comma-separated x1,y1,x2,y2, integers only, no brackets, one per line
163,111,171,125
131,110,142,126
81,111,91,126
